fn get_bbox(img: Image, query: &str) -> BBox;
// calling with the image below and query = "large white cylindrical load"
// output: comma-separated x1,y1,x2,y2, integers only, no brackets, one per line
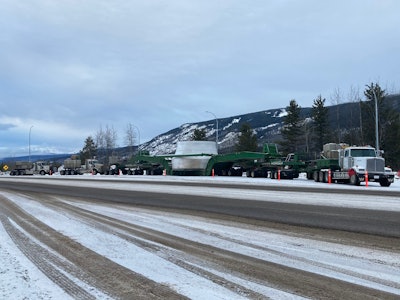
172,141,218,172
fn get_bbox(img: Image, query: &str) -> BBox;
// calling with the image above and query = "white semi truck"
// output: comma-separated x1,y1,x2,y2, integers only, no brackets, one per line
10,161,52,176
60,156,105,175
308,143,395,187
60,156,123,175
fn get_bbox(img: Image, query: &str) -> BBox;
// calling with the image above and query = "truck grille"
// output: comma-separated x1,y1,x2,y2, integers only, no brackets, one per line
366,158,384,172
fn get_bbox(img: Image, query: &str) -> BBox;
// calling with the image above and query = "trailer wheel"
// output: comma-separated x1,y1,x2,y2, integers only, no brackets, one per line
318,171,324,182
319,171,328,183
313,171,319,182
350,174,360,186
39,170,45,176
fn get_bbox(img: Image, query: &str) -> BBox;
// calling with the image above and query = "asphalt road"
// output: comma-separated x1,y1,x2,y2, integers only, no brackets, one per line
1,177,399,238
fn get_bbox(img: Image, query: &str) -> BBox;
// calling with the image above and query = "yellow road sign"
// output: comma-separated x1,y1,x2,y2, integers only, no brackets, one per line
3,165,8,171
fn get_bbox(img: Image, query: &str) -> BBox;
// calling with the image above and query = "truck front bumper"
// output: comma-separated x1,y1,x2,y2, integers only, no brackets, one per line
357,172,395,183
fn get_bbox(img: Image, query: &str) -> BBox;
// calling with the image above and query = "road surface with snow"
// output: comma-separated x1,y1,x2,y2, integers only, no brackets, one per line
0,174,400,299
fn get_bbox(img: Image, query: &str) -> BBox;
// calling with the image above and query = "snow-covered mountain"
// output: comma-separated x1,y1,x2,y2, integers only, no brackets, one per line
140,108,292,155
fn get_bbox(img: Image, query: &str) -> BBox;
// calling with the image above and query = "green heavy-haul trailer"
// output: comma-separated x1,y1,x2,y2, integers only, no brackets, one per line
124,142,305,179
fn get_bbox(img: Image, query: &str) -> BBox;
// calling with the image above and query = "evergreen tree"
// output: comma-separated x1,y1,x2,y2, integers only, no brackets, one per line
191,128,207,141
311,95,329,151
80,136,97,163
280,99,303,153
235,123,258,152
361,83,386,148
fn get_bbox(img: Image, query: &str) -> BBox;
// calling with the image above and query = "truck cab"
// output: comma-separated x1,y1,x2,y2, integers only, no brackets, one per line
341,147,378,171
340,146,393,186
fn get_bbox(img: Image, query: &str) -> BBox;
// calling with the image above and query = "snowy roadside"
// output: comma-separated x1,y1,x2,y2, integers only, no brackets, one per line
1,176,400,299
3,174,400,211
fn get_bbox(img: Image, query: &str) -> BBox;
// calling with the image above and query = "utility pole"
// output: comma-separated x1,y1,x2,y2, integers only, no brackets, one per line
371,88,379,152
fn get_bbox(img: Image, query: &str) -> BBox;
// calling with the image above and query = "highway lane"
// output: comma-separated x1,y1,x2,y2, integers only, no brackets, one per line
1,177,399,238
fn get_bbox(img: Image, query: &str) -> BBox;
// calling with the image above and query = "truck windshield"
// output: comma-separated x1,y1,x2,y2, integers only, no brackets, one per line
350,149,376,157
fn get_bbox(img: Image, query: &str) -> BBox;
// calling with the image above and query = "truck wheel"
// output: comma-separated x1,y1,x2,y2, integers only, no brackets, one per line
313,171,319,182
379,178,391,187
323,171,329,183
318,171,324,183
350,174,360,186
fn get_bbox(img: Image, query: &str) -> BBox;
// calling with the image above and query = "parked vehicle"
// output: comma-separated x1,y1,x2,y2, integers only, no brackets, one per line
60,156,105,175
10,161,53,176
127,142,303,178
306,143,394,187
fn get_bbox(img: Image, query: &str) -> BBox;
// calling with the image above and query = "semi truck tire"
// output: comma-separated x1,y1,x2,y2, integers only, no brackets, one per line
350,174,360,186
323,171,329,183
318,171,324,183
313,171,319,182
379,178,391,187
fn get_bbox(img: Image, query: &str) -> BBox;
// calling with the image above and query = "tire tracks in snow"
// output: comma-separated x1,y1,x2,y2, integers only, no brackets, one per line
0,195,188,299
40,195,271,299
33,194,400,300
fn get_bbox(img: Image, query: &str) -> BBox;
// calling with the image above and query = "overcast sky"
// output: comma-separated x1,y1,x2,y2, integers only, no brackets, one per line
1,0,399,159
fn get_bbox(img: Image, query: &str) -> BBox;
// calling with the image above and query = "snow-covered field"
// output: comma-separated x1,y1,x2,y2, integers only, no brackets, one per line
1,174,400,299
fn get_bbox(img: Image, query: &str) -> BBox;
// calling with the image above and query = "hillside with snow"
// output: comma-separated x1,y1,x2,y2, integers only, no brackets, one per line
141,108,290,155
